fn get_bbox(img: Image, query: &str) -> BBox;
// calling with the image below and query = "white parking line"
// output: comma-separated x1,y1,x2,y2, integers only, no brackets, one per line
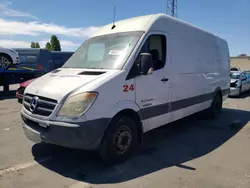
69,182,93,188
0,156,52,176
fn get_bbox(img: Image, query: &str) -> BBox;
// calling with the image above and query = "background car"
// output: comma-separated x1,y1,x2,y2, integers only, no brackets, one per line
231,67,240,71
229,71,250,97
15,48,73,73
246,71,250,79
16,78,36,103
0,47,20,69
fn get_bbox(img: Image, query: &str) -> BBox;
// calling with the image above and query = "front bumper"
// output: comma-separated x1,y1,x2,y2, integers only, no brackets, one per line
13,57,20,64
16,87,25,103
229,87,240,96
21,111,111,150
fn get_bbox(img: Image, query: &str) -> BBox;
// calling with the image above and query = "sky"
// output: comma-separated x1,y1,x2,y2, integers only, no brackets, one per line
0,0,249,56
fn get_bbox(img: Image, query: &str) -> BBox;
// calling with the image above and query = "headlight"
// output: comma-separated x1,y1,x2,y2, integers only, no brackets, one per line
57,92,98,118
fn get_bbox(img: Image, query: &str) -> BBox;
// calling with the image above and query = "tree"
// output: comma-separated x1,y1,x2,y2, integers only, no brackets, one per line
45,42,52,51
238,54,247,57
30,42,36,48
35,42,40,48
31,42,40,48
50,35,61,51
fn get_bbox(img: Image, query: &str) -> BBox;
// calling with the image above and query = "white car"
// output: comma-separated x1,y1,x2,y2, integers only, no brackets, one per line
21,14,230,162
0,47,20,69
229,71,250,96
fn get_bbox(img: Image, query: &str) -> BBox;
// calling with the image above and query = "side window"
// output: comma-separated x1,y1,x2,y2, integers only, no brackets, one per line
19,55,37,63
26,55,37,63
241,73,245,80
137,34,166,71
242,73,247,80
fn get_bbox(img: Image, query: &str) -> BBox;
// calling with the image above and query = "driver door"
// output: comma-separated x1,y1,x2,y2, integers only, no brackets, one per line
241,73,248,91
135,32,171,132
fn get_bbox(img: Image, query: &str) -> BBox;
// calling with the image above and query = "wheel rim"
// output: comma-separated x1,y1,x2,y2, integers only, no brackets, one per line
0,56,10,69
114,125,132,155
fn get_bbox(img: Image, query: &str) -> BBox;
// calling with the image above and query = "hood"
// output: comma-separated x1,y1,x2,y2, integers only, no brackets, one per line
20,78,36,87
24,68,118,102
230,79,239,83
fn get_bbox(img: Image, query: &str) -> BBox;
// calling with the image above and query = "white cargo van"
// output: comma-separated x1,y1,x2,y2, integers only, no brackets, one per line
21,14,230,162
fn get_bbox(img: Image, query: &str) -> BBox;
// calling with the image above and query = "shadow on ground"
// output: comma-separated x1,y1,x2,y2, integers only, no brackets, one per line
229,91,250,99
32,108,250,184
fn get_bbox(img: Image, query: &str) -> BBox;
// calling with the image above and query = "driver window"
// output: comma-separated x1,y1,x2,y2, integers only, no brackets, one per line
242,73,247,80
137,34,166,71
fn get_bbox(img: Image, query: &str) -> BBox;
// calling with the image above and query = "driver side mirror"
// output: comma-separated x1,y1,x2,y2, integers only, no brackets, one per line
139,53,153,75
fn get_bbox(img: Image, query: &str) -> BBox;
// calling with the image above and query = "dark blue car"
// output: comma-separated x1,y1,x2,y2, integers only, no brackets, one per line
0,48,74,88
15,48,74,74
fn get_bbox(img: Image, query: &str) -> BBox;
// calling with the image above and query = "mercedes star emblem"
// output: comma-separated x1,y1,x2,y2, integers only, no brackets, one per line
30,96,39,112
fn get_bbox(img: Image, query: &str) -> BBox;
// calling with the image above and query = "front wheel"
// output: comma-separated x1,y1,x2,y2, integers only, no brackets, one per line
100,115,138,164
0,55,12,70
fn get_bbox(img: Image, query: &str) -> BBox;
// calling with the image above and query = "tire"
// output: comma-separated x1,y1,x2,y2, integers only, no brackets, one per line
0,54,12,70
207,93,222,118
18,98,23,104
237,86,242,97
100,115,138,164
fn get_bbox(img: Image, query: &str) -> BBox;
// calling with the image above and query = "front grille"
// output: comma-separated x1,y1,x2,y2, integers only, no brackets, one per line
17,87,25,95
23,93,57,117
230,83,237,88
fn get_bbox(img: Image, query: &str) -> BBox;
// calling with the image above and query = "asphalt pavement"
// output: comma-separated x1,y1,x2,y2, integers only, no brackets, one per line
0,85,250,188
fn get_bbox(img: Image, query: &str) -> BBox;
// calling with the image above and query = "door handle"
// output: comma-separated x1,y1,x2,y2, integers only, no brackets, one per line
161,78,169,82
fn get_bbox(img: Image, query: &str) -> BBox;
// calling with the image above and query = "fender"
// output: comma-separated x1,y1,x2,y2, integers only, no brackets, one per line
213,87,222,99
103,100,145,130
0,47,19,64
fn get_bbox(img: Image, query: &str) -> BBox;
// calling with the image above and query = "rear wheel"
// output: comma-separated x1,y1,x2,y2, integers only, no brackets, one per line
0,54,12,70
100,115,138,164
207,93,222,118
237,86,242,97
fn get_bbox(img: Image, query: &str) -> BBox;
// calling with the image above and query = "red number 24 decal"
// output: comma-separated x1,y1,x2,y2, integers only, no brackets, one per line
123,84,135,92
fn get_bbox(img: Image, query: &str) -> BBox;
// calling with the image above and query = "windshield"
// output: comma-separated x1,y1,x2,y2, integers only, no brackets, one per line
230,72,240,79
63,31,143,70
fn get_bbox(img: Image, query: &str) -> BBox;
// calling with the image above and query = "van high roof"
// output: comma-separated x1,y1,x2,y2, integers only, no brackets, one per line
93,13,224,42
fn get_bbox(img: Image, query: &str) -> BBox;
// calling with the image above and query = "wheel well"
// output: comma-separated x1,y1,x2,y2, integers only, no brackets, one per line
113,109,143,143
213,88,222,100
0,53,13,63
